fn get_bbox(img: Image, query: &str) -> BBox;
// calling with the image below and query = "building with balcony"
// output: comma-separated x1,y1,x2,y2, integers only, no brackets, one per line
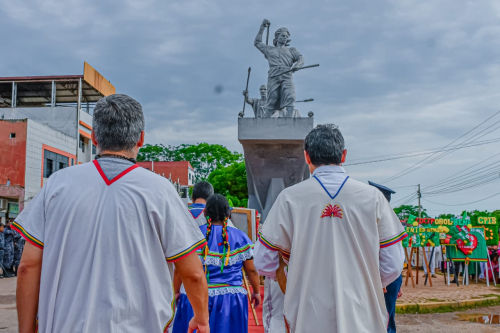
0,63,115,222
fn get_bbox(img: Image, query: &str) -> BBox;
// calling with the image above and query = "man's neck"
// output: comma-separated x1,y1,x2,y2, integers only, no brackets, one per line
309,163,342,174
193,199,207,205
98,150,137,160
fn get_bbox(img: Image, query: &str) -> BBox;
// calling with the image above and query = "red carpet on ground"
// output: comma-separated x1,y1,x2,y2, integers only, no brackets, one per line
248,286,265,333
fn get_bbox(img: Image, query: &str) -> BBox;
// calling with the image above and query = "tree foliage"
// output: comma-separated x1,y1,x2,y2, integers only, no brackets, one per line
393,205,428,220
208,162,248,207
137,143,243,181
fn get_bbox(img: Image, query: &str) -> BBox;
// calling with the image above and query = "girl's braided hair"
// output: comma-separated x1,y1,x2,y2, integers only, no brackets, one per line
202,194,232,280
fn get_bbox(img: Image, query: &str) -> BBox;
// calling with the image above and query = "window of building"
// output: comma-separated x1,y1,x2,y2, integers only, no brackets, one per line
79,136,85,153
9,133,15,139
44,150,69,178
92,144,96,155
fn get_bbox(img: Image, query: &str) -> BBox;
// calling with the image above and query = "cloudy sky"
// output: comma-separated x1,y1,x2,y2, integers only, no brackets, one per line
2,0,500,215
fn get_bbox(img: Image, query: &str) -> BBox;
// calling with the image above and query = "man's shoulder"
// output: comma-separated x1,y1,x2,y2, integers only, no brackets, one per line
279,178,317,197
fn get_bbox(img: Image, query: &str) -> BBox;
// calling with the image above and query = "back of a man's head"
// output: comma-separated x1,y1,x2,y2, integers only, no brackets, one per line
93,94,145,152
304,124,345,166
192,181,214,202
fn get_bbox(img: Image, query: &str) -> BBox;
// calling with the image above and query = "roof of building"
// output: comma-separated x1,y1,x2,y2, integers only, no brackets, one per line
0,62,115,107
368,181,396,202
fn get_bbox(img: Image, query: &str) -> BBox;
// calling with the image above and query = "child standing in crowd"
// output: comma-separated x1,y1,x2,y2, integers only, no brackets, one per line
173,194,261,333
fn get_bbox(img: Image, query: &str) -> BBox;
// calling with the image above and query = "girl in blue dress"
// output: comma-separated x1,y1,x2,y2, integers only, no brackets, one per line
173,194,261,333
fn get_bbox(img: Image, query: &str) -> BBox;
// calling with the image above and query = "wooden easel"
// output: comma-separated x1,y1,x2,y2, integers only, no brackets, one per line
404,247,415,288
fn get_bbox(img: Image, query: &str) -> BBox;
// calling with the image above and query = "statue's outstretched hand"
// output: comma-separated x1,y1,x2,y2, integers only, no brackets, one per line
243,90,249,97
262,19,270,27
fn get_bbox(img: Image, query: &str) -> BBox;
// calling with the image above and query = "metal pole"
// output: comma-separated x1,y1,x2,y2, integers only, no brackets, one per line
76,78,82,164
11,82,17,108
51,80,56,107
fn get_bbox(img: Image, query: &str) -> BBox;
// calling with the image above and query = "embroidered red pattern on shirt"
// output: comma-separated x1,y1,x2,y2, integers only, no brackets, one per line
321,204,343,219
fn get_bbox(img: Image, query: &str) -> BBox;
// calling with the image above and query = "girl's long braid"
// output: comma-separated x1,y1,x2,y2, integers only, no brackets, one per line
202,217,212,282
220,216,230,273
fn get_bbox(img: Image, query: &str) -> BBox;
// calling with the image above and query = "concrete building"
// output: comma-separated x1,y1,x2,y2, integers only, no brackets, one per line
137,161,195,186
138,161,195,205
0,63,115,222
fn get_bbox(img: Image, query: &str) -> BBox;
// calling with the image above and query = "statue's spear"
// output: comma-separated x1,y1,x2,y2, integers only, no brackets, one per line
296,98,314,103
265,22,270,45
240,67,251,117
269,64,319,78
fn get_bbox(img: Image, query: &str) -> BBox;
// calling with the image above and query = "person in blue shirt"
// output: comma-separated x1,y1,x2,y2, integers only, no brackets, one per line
188,181,214,226
174,194,261,333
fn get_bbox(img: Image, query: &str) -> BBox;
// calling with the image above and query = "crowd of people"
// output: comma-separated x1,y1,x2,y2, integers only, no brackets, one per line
11,94,407,333
0,220,25,278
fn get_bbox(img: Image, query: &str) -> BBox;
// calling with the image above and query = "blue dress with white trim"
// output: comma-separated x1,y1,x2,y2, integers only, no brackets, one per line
173,225,254,333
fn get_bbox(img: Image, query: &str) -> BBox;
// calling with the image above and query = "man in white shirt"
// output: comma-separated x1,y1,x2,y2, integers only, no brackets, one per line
254,124,406,332
14,94,210,333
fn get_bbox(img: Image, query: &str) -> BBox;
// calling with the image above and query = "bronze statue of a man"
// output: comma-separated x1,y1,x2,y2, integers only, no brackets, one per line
243,85,267,118
255,19,304,117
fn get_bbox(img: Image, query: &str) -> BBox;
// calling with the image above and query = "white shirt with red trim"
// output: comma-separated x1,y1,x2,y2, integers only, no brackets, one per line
13,160,205,333
254,167,406,333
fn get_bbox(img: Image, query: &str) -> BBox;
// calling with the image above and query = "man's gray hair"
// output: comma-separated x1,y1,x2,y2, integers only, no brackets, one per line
92,94,145,152
304,124,345,166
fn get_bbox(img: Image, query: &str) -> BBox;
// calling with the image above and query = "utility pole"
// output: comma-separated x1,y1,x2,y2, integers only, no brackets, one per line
418,184,421,218
416,183,421,284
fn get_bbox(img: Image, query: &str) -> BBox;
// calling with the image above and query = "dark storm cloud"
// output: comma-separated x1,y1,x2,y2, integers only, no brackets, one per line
2,0,500,213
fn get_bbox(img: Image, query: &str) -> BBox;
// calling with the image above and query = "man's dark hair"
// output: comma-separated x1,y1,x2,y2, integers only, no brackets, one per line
192,181,214,201
205,194,231,222
304,124,345,166
93,94,145,152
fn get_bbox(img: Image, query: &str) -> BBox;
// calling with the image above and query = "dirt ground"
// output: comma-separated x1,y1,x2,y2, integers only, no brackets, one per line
2,276,500,332
397,306,500,332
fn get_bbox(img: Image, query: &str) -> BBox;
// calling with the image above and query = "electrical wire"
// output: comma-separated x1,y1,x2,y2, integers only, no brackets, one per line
344,138,500,166
422,193,500,206
381,110,500,183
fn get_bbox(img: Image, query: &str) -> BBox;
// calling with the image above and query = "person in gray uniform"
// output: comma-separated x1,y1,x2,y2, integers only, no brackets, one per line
13,229,25,275
2,221,14,273
0,223,4,278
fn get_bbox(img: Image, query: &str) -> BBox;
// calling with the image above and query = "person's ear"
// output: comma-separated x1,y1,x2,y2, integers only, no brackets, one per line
137,131,145,148
91,131,98,146
304,150,312,165
341,149,347,164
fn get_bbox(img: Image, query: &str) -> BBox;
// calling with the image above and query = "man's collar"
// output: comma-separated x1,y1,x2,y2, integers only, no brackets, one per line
312,165,347,177
189,203,206,208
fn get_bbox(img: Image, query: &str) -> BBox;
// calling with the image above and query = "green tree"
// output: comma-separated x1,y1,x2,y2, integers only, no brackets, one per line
393,205,428,220
208,162,248,207
137,143,243,181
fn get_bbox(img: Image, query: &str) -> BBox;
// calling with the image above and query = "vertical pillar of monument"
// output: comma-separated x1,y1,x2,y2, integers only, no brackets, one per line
238,117,314,223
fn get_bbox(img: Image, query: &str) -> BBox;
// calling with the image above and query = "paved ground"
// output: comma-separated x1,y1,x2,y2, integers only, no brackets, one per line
399,272,500,303
2,275,500,332
0,277,17,333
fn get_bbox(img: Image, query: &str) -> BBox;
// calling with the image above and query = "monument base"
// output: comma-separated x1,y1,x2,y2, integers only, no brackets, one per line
238,117,314,222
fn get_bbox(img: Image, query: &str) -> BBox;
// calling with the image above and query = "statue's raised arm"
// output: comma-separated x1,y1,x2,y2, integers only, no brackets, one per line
255,19,270,54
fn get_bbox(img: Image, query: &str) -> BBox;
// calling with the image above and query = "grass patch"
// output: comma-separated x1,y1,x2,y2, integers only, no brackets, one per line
396,296,500,315
426,298,445,302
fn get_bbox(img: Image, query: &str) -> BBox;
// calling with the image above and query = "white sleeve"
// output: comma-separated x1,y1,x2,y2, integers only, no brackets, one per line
254,240,280,279
379,242,405,288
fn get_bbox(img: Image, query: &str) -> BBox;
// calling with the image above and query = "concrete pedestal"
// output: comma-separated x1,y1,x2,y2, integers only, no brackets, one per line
238,117,314,222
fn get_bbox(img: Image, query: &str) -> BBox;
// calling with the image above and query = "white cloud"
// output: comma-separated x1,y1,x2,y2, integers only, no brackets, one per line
2,0,500,213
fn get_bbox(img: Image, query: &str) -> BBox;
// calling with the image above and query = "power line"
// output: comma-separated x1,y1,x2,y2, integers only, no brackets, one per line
381,110,500,183
345,138,500,166
424,153,500,190
422,193,500,206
